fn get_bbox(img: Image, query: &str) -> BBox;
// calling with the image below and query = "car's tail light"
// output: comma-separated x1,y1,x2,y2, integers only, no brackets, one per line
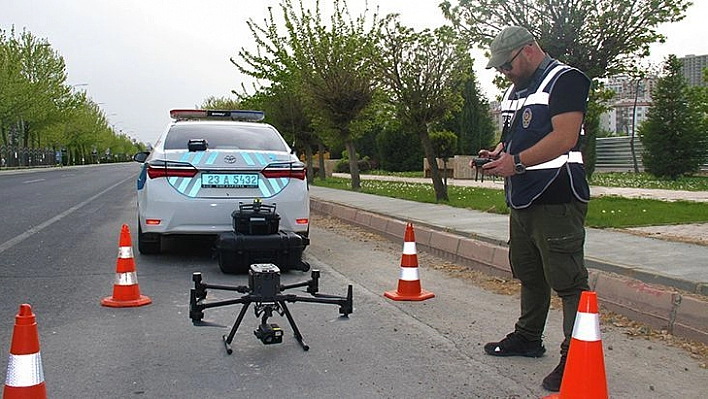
146,160,198,179
296,218,309,225
261,163,306,180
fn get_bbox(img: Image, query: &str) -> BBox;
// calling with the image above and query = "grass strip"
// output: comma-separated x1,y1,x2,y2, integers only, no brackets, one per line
313,177,708,229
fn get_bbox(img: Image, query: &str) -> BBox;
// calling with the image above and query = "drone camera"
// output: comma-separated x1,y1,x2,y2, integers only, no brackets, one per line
254,323,283,345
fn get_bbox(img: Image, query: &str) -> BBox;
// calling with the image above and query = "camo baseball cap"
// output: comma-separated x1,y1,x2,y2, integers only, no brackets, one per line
486,26,535,69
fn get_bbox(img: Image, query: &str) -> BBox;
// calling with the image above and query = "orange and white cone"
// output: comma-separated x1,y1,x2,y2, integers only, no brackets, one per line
384,223,435,301
101,224,152,307
3,304,46,399
544,291,608,399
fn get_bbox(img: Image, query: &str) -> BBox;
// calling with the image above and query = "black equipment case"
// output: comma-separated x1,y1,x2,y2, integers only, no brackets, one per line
232,202,280,235
215,231,310,274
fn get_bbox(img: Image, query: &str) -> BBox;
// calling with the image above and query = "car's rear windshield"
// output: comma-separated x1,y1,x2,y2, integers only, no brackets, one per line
164,123,289,151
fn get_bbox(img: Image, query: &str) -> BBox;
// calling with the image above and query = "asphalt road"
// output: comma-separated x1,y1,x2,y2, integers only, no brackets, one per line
0,164,705,398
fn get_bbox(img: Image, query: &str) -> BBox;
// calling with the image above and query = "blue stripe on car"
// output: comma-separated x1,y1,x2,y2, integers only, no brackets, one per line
255,152,267,166
163,150,293,198
188,180,201,197
137,164,147,190
258,179,272,197
192,151,205,165
205,152,218,165
177,177,191,193
242,153,255,166
268,178,280,191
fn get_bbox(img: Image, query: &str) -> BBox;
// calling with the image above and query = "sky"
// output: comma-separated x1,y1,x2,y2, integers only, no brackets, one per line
2,0,707,145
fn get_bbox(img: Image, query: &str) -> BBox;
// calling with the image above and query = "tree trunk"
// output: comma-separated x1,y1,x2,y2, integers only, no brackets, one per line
304,143,314,183
344,138,360,190
419,129,448,202
21,119,29,148
317,142,326,180
630,78,640,173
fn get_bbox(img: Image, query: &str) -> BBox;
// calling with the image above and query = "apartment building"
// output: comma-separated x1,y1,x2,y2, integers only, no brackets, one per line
680,54,708,87
600,75,657,136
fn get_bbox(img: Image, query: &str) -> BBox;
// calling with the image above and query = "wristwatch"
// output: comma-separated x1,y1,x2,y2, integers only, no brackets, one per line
513,153,526,174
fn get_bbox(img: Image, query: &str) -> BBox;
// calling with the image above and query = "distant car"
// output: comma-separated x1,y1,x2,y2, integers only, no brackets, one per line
133,109,309,254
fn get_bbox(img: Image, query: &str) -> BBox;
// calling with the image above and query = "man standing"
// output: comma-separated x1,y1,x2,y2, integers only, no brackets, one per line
477,26,592,392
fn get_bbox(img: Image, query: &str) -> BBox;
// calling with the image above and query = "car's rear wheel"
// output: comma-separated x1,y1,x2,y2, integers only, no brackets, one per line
138,224,161,255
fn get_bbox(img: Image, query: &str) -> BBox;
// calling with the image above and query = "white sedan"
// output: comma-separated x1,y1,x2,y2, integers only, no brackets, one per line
133,109,309,254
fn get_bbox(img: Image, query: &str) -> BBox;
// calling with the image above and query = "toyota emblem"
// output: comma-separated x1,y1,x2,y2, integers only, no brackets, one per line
224,155,237,163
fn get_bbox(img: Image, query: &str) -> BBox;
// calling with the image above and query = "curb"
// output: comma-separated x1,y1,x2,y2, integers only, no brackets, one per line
311,198,708,345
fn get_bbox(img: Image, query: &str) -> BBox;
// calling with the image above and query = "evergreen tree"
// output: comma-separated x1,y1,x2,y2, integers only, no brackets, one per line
437,68,496,155
639,55,706,179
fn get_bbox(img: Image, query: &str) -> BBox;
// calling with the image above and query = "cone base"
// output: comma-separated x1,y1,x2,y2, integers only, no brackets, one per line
3,382,46,399
101,295,152,308
384,289,435,301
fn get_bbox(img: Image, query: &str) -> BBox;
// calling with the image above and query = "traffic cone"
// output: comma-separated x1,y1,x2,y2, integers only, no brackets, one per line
3,304,47,399
101,224,152,307
544,291,608,399
384,223,435,301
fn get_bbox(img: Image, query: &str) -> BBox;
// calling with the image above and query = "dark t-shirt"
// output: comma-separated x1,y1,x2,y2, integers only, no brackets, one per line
534,69,591,204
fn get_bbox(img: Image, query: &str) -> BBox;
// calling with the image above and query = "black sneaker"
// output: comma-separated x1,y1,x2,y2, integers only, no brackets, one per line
542,357,567,392
483,332,546,357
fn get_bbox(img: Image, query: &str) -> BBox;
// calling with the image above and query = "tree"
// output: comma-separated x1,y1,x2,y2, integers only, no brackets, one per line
639,55,706,179
235,0,380,190
200,96,241,110
686,68,708,167
247,81,321,182
1,28,72,147
430,130,458,187
436,67,496,155
439,0,692,176
375,19,473,201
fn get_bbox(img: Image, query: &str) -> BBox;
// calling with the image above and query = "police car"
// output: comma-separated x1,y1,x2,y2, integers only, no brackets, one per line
133,109,309,254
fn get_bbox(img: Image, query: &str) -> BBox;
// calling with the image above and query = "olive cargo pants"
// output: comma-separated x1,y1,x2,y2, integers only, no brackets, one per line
508,200,590,352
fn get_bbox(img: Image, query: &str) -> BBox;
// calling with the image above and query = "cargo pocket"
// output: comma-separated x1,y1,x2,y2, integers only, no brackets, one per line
544,232,587,291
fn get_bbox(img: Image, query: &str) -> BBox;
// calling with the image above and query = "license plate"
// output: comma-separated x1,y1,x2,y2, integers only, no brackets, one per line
201,173,259,188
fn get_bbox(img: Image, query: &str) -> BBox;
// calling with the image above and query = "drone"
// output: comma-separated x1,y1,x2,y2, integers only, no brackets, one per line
189,263,353,354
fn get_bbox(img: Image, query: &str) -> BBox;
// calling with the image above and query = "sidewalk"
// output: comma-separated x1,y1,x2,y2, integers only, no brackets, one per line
310,179,708,344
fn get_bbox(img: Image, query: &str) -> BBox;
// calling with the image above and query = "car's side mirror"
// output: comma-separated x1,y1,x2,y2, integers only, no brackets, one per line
133,152,150,163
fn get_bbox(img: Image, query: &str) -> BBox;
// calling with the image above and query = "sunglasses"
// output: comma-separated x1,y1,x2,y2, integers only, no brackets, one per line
496,47,525,72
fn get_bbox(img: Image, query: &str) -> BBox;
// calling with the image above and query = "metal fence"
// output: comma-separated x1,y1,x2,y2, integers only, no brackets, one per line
0,146,57,168
0,145,135,169
595,136,645,172
595,136,708,173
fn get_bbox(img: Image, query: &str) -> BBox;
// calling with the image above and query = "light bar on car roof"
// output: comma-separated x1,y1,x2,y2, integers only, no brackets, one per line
169,109,265,122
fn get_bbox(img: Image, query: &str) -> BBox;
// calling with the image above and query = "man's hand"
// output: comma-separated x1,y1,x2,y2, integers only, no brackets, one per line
483,152,516,177
469,143,504,169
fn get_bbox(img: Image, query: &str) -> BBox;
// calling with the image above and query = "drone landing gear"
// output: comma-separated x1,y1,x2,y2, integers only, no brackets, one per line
190,264,353,355
222,300,309,354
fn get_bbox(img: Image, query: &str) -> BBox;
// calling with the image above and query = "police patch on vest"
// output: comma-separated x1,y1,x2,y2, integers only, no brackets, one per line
522,108,532,128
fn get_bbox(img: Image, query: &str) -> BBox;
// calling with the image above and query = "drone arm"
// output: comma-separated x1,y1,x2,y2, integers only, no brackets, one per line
279,284,353,316
280,269,321,295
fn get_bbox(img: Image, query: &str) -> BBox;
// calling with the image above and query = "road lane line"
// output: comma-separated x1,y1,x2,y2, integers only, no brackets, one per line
0,176,133,254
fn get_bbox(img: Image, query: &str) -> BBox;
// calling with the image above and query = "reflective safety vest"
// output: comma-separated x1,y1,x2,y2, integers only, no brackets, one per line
502,60,590,209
